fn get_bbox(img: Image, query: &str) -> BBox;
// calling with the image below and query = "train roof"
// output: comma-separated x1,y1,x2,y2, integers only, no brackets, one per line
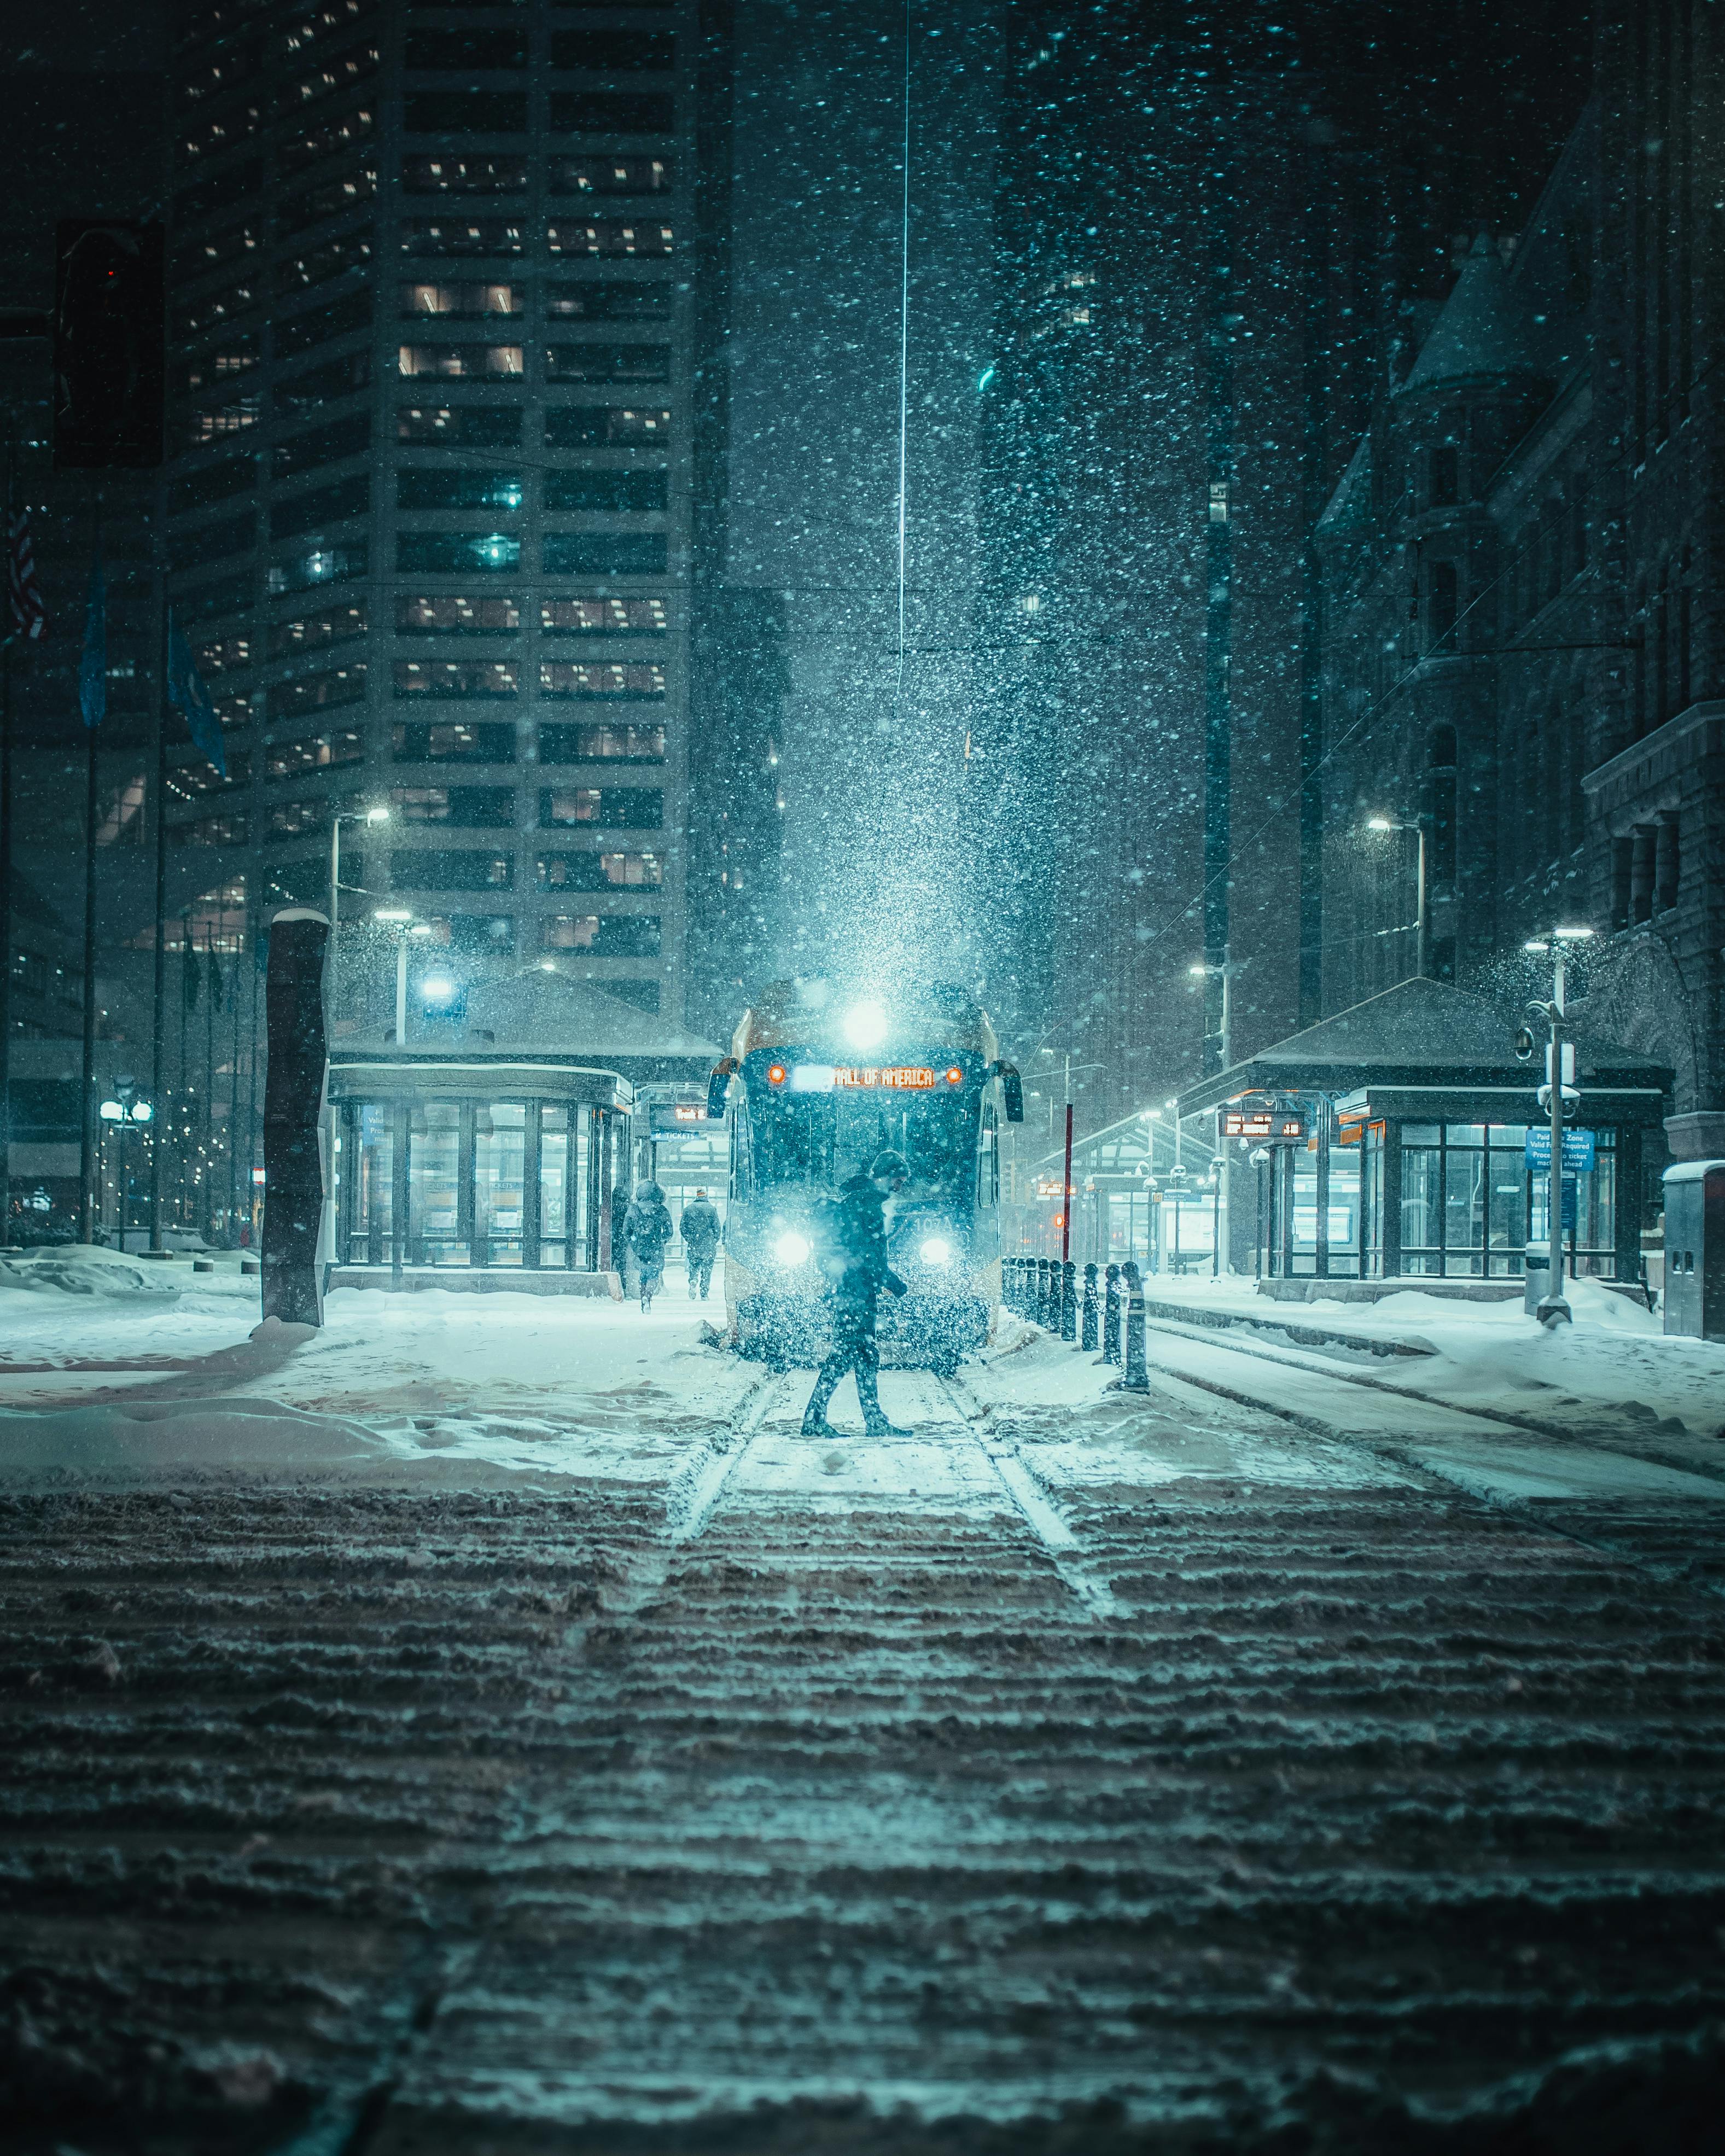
732,979,999,1065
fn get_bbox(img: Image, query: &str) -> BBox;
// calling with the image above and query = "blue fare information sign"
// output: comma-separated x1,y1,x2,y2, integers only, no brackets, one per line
1525,1127,1596,1173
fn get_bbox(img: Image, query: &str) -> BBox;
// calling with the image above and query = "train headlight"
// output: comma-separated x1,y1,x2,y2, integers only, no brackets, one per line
919,1236,953,1266
843,999,888,1050
773,1230,811,1266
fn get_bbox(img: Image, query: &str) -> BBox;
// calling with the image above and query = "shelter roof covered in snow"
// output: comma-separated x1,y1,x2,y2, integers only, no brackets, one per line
335,970,721,1087
1176,977,1672,1118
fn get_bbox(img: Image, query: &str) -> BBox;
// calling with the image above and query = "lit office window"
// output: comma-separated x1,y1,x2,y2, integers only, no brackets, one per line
546,221,673,259
540,596,667,637
396,596,521,635
398,343,525,378
539,663,665,701
400,281,524,318
537,851,664,890
393,660,520,698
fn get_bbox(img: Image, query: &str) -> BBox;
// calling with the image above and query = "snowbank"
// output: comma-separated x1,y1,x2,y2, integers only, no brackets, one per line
0,1280,760,1490
1081,1271,1725,1440
0,1242,183,1302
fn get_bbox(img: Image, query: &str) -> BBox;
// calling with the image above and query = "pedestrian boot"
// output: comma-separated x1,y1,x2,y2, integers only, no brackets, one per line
858,1368,911,1438
800,1406,840,1438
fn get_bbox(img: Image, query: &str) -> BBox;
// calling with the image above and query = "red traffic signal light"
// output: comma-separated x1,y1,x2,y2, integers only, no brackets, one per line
53,220,165,469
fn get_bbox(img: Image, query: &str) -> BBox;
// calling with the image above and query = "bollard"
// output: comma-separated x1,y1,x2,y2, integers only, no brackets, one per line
1122,1260,1149,1390
1034,1257,1048,1327
1060,1258,1077,1342
1081,1262,1099,1352
1004,1257,1017,1315
1040,1257,1057,1331
1103,1262,1122,1364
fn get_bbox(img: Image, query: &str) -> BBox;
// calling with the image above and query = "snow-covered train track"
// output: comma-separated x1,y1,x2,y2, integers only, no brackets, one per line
8,1342,1725,2148
1136,1311,1725,1598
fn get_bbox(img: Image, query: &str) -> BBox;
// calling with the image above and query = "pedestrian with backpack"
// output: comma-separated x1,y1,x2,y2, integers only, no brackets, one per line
801,1151,912,1438
620,1180,673,1312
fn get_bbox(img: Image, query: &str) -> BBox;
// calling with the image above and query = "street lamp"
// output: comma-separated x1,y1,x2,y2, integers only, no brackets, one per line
98,1089,154,1248
1523,925,1595,1326
1188,961,1234,1067
330,804,391,936
373,909,432,1044
1365,813,1430,980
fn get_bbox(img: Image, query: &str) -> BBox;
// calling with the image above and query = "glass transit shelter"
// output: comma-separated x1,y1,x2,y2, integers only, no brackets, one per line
329,1058,633,1277
1175,979,1672,1286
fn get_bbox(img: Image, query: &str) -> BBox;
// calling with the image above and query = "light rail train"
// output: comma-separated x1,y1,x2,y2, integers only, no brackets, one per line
707,979,1024,1373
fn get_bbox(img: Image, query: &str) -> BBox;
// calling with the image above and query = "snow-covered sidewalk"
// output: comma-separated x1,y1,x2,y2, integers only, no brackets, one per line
0,1262,756,1489
1132,1271,1725,1440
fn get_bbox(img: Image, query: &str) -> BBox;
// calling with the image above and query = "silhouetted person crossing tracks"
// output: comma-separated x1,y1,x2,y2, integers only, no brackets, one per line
801,1151,912,1439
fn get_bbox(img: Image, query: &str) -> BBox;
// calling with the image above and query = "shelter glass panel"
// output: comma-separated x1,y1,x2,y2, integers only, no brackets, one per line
346,1102,393,1264
411,1102,468,1265
476,1102,526,1266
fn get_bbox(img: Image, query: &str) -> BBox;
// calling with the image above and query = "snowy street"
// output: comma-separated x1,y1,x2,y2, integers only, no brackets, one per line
5,1265,1725,2152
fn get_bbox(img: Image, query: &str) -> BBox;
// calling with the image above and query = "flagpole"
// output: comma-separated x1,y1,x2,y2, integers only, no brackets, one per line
229,925,241,1240
247,927,260,1244
178,910,190,1227
205,920,215,1243
77,506,102,1245
79,678,99,1243
149,588,168,1248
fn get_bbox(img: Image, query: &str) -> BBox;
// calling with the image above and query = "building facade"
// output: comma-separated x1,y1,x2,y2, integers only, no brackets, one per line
162,0,702,1027
1317,3,1725,1202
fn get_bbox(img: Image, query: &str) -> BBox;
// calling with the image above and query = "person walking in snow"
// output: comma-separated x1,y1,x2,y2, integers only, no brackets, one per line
621,1180,673,1312
801,1150,912,1439
680,1187,722,1301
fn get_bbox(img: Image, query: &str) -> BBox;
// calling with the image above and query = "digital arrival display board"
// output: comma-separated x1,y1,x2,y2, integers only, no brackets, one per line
1219,1100,1309,1144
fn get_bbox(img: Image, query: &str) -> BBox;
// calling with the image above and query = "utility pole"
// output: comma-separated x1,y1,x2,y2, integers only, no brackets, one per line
149,578,169,1248
1525,927,1593,1325
78,655,100,1243
1202,162,1234,1076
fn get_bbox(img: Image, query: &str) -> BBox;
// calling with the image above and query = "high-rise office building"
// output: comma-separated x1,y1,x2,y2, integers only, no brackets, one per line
164,0,700,1022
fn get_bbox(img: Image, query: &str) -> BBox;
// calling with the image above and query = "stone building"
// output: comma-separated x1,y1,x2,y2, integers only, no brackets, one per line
1316,5,1725,1213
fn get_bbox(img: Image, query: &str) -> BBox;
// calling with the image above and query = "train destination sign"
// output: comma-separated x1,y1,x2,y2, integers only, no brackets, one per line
779,1064,945,1092
833,1065,937,1089
1220,1101,1309,1143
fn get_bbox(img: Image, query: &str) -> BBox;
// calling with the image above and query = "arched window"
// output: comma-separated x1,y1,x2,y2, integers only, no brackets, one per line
1429,442,1459,508
1429,560,1458,650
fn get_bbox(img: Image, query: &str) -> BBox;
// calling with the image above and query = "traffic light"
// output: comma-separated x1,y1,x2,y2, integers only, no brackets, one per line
53,220,165,469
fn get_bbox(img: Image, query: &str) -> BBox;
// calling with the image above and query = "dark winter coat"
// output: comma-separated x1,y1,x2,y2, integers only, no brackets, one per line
821,1174,907,1308
680,1198,722,1257
622,1186,673,1267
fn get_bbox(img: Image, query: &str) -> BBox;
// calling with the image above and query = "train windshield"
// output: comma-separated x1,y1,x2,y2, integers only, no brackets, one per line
750,1088,974,1201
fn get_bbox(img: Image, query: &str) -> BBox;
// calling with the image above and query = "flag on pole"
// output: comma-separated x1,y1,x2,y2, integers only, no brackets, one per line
166,609,226,779
78,545,106,729
7,502,45,643
207,940,225,1013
